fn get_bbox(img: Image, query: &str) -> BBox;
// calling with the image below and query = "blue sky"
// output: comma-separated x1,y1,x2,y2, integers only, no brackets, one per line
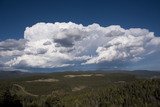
0,0,160,71
0,0,160,40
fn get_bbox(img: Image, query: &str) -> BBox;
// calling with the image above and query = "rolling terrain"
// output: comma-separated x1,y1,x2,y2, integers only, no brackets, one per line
0,70,160,107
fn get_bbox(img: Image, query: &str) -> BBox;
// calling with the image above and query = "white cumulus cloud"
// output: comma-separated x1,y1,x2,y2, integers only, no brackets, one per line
0,22,160,69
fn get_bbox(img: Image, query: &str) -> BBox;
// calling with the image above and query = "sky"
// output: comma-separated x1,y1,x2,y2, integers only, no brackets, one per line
0,0,160,71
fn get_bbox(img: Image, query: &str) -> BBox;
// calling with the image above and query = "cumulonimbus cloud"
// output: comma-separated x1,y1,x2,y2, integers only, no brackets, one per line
0,22,160,69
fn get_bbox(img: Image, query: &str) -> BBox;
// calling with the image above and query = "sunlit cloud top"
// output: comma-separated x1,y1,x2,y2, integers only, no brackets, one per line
0,22,160,70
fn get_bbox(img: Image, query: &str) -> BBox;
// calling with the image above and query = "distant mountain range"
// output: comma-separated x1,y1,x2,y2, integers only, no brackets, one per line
0,70,35,80
0,70,160,80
